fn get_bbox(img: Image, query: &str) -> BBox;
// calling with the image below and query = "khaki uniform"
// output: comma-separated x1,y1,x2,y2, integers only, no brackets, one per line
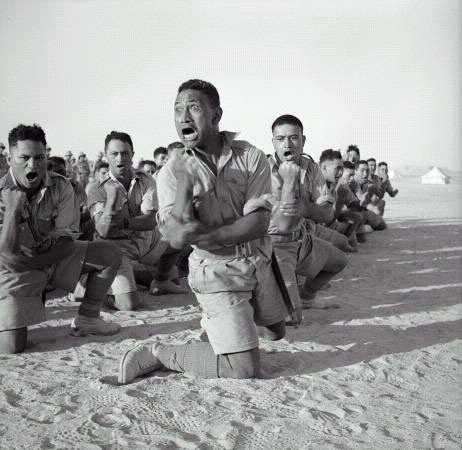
0,169,87,330
88,169,168,295
157,132,287,355
267,155,341,311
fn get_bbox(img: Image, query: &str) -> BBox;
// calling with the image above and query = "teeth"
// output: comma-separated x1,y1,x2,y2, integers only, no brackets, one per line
182,130,198,141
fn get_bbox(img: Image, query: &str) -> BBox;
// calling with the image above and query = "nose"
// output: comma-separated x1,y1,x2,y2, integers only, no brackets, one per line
27,157,38,169
179,107,191,123
283,138,291,148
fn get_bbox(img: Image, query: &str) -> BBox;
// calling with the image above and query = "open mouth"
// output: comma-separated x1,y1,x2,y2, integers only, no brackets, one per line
283,151,294,161
26,172,38,182
181,127,198,142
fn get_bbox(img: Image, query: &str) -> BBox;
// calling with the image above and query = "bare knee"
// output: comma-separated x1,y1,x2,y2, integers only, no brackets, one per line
112,292,138,311
0,328,27,354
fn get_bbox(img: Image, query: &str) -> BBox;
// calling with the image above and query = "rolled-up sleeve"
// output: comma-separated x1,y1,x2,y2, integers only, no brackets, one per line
156,163,178,228
51,180,81,240
243,148,273,216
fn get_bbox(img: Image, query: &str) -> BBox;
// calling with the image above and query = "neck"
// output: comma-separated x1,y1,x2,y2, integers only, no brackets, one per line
114,171,132,188
197,132,222,157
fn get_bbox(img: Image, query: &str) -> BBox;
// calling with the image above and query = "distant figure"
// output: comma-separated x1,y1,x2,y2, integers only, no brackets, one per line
167,141,184,159
86,160,109,197
90,151,105,178
0,124,122,353
319,149,363,250
153,146,168,177
344,145,360,165
64,150,75,179
371,161,399,216
45,145,52,158
76,153,91,188
349,160,387,231
0,143,8,178
139,159,156,176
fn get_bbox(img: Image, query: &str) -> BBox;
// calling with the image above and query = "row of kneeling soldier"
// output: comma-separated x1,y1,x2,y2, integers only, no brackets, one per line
0,79,398,383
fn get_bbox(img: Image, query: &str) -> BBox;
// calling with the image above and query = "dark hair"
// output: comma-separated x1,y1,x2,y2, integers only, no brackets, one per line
367,158,376,163
104,131,133,152
378,161,388,167
178,79,220,109
357,160,369,168
153,146,167,159
347,145,360,155
343,161,356,170
167,141,183,152
271,114,303,133
94,160,109,172
9,124,47,148
47,156,66,176
140,159,156,167
319,149,342,164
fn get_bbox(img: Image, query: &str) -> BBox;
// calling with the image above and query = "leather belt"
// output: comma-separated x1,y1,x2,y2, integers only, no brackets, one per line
270,229,303,243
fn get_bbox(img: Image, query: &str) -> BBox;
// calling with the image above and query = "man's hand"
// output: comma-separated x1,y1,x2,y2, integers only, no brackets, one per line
1,187,26,214
170,150,200,189
103,182,119,202
316,194,335,206
162,214,205,249
278,161,300,183
278,199,301,217
391,188,399,196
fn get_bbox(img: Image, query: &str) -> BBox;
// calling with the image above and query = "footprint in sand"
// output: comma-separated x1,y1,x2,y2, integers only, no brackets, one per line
90,406,132,428
1,389,21,407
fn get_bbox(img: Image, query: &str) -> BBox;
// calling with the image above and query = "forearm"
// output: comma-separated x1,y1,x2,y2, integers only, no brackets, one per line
272,177,300,232
199,210,270,247
301,202,334,224
171,181,195,222
95,197,120,238
0,212,21,253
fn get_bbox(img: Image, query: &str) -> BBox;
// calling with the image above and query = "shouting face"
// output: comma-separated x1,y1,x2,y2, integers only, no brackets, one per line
174,89,221,150
9,140,47,191
272,124,306,164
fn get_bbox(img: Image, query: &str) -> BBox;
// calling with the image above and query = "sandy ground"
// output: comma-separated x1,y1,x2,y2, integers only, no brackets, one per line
0,180,461,450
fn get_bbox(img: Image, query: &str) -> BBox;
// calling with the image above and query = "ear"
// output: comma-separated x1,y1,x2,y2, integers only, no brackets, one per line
212,107,223,125
302,135,306,147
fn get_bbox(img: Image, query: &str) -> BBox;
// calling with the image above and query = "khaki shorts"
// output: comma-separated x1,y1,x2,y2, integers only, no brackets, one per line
109,230,169,295
272,231,336,312
187,250,288,355
0,240,88,331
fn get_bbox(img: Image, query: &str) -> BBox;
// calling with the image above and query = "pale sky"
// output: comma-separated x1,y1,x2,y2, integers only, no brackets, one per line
1,0,460,169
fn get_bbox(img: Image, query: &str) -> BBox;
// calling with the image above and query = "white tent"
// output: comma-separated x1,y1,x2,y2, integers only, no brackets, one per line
421,166,451,184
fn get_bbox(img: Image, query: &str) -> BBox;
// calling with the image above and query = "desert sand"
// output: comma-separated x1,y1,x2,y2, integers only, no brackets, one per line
0,180,461,449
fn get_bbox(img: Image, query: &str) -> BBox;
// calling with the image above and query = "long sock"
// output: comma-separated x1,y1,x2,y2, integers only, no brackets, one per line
156,341,219,378
78,295,101,318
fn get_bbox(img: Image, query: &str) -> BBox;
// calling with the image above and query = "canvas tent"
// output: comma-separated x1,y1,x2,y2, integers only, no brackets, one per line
421,167,451,184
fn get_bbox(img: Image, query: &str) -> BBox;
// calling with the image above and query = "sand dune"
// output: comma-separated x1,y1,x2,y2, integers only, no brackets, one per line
0,180,461,449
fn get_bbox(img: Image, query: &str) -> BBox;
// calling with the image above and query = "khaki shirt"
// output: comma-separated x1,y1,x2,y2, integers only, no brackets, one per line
156,131,273,253
88,168,158,255
267,154,325,234
0,168,80,249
